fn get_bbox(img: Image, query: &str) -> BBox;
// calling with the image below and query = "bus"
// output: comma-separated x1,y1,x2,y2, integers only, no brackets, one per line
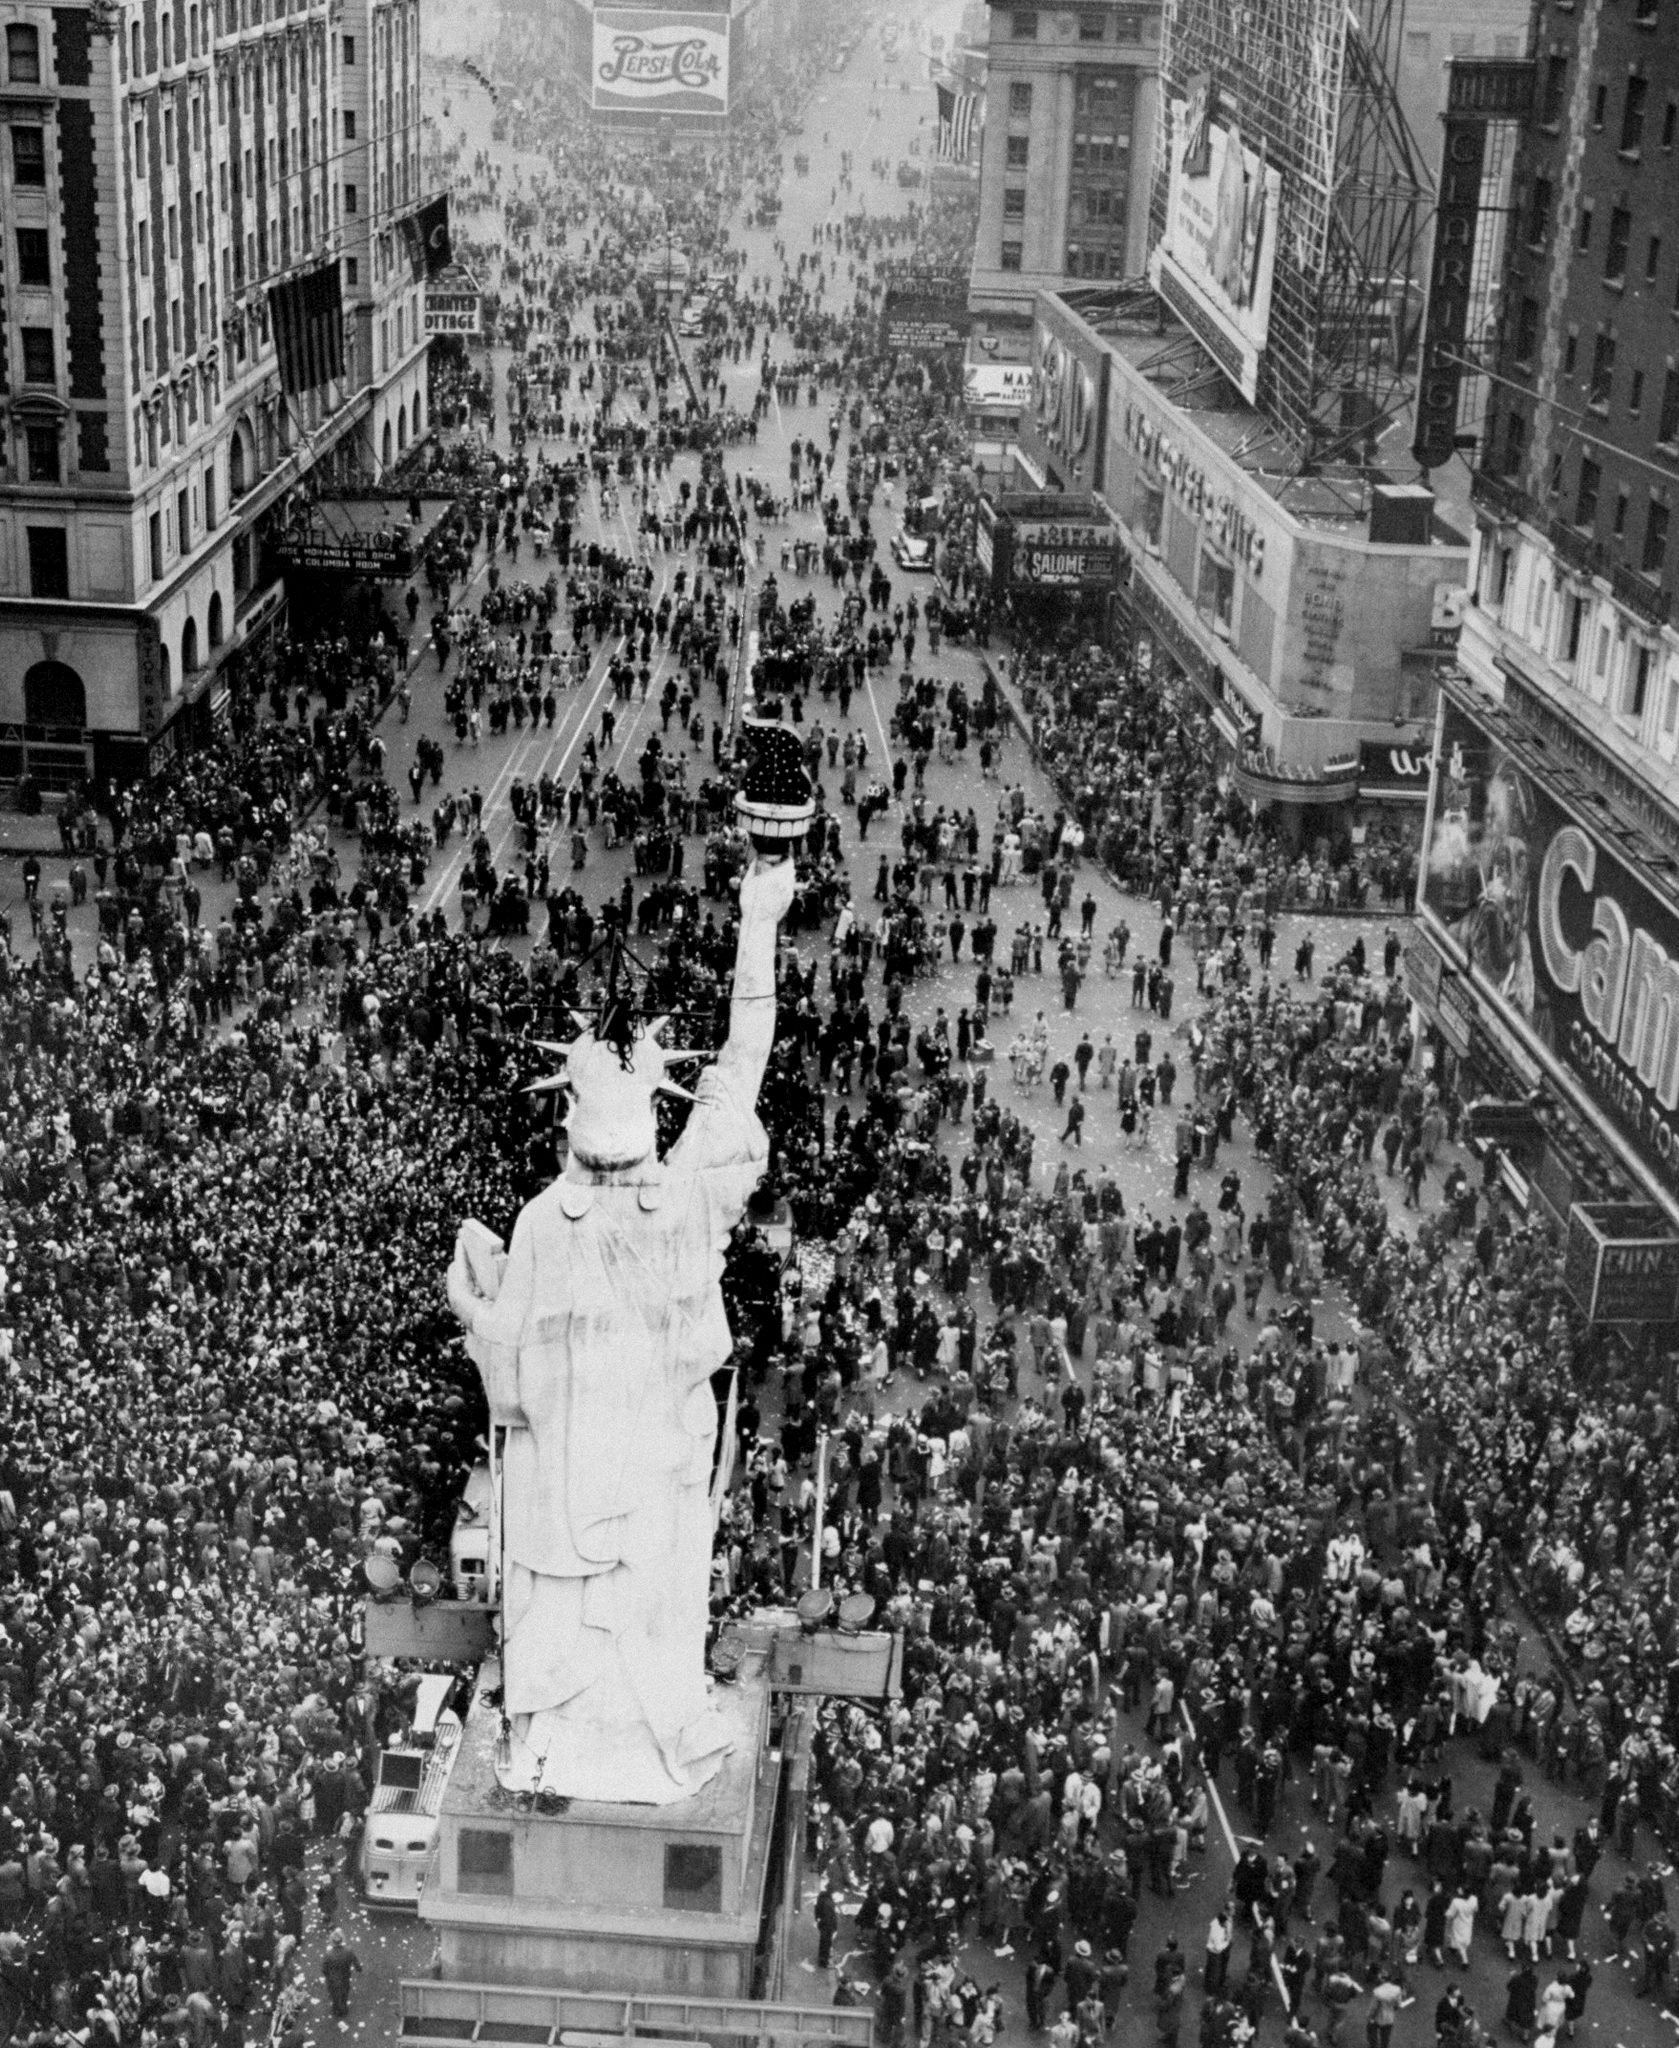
360,1673,465,1910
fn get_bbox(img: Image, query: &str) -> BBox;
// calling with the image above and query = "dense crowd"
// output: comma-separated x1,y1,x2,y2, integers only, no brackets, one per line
0,28,1672,2048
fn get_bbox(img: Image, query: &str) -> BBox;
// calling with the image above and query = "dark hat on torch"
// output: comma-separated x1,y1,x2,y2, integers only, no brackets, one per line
735,720,815,853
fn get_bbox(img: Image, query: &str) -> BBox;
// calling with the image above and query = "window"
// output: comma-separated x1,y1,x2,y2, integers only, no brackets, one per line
27,528,68,599
1542,54,1567,125
1000,240,1023,272
1084,187,1114,222
1593,82,1608,128
345,255,357,286
15,229,49,287
458,1831,512,1897
1577,204,1593,253
344,183,357,213
20,328,54,384
1008,81,1032,118
1667,101,1677,149
342,32,354,60
177,488,190,553
6,24,40,82
1515,296,1539,364
1623,74,1649,152
1549,451,1564,499
343,109,356,138
1615,489,1630,538
1660,366,1679,444
1589,331,1616,407
1648,235,1663,284
204,465,217,530
1575,457,1601,527
1636,0,1659,20
12,127,46,186
1503,409,1526,473
1526,178,1553,247
1644,498,1670,575
1002,188,1026,220
1005,135,1029,169
663,1844,722,1914
25,425,59,484
1079,8,1105,37
1606,207,1631,282
1010,8,1038,36
1624,643,1653,718
1632,369,1646,415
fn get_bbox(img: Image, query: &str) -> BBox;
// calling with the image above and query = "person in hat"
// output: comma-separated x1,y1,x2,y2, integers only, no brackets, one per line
322,1928,362,2018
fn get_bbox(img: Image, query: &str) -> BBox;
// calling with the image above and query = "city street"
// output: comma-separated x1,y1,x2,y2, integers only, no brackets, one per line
0,24,1655,2048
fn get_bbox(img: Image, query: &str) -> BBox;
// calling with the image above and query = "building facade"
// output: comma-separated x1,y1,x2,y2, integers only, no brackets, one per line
1008,291,1466,801
0,0,428,787
968,1,1160,348
1408,0,1679,1255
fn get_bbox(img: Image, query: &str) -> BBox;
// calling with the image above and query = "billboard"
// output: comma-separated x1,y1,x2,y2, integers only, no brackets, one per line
1018,300,1107,491
592,7,729,117
1420,689,1679,1205
1152,83,1281,404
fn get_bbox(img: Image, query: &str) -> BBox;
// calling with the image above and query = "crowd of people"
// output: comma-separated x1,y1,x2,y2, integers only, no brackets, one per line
0,22,1671,2048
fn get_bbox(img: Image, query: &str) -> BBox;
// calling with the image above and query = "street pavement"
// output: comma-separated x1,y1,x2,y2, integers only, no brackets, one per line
3,21,1660,2048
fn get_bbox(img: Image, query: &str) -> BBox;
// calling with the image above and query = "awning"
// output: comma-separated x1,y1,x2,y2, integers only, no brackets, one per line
1358,737,1433,800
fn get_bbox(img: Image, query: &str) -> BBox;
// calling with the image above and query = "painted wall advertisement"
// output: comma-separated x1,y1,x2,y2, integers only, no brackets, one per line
1291,549,1354,700
1150,81,1281,404
1420,689,1679,1205
591,7,730,116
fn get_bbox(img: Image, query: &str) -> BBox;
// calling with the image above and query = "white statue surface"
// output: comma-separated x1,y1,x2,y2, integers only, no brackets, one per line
446,857,796,1805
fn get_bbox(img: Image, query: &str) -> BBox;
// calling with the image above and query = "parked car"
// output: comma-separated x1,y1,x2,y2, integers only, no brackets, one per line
891,531,935,572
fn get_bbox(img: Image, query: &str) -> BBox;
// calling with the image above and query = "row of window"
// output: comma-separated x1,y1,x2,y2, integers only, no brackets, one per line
1007,8,1147,41
1496,409,1673,578
997,240,1126,279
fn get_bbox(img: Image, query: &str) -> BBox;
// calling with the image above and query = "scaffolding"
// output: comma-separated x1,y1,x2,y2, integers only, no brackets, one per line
1150,0,1433,481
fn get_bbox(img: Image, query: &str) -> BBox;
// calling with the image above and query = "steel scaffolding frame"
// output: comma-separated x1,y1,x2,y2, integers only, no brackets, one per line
1151,0,1433,480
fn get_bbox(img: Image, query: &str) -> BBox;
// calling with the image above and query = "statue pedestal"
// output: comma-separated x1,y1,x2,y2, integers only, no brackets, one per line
421,1659,778,1997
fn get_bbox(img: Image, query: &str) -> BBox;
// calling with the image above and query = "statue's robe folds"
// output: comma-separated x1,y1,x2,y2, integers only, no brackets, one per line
463,1063,766,1803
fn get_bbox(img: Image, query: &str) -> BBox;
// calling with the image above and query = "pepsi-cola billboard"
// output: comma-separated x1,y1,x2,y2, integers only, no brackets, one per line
592,7,730,117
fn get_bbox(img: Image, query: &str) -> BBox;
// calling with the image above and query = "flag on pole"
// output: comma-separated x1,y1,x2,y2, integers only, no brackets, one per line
935,80,979,161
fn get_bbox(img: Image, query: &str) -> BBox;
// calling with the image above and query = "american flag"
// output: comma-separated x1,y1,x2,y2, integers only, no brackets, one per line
936,81,979,162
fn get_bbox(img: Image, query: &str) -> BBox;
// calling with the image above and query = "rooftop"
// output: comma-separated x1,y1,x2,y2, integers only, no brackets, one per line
1052,286,1472,545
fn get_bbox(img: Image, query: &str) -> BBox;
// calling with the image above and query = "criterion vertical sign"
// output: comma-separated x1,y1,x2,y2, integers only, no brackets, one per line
592,7,730,118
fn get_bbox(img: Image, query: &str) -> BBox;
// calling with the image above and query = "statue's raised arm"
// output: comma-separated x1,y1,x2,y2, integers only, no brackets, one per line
713,853,798,1096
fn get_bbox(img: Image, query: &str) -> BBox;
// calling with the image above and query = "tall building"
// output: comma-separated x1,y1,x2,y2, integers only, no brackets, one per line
1413,11,1679,1266
0,0,429,788
1463,0,1679,775
968,1,1161,348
